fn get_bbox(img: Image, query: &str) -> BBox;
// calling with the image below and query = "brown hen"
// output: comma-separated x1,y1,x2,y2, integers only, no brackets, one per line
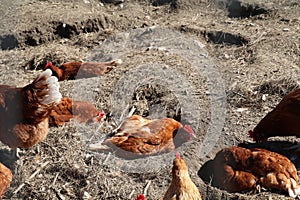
249,87,300,142
44,59,122,81
49,97,105,126
213,146,300,197
162,152,202,200
0,162,12,198
0,69,62,149
89,115,195,159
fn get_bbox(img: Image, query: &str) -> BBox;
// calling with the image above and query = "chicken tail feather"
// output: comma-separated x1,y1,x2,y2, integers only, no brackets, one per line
89,142,110,151
33,69,62,106
111,59,122,66
288,188,297,198
293,187,300,197
288,178,300,198
21,69,62,122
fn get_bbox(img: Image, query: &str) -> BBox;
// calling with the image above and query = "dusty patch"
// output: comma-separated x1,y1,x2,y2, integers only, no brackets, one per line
0,0,299,199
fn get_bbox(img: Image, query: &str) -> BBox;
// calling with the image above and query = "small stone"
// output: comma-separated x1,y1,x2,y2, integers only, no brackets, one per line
236,108,248,112
83,191,91,200
73,164,80,169
144,15,151,21
282,28,290,32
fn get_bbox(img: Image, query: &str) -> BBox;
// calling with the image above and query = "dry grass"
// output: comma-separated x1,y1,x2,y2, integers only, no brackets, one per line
0,0,299,199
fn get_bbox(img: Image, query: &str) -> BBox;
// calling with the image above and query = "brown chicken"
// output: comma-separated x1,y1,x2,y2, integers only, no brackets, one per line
44,59,122,81
249,87,300,142
48,97,106,126
0,69,62,149
89,115,196,159
162,152,202,200
0,162,12,198
213,146,300,197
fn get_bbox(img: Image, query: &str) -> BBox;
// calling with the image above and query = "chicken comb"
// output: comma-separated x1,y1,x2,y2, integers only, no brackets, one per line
134,194,145,200
184,124,193,133
98,110,106,117
184,125,196,137
248,130,254,138
44,62,53,69
176,152,181,159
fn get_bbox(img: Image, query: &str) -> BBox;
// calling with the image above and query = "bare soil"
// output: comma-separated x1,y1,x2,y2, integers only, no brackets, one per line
0,0,299,199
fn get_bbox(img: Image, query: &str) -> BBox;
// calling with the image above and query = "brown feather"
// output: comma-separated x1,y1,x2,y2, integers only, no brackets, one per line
213,146,300,196
48,97,100,126
162,154,202,200
0,162,12,198
92,115,194,159
0,70,61,148
46,60,120,81
250,88,300,141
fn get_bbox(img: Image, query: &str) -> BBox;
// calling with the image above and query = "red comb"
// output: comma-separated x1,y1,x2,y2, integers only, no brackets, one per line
176,152,181,159
44,62,53,69
98,110,105,117
248,130,254,138
134,194,145,200
183,125,196,137
184,125,193,133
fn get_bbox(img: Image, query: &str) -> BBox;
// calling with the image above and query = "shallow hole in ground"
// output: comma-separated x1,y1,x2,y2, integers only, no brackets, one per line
227,87,260,109
54,22,78,39
227,78,299,109
12,17,108,49
131,83,181,121
202,30,249,46
0,34,18,50
253,78,299,97
227,0,268,18
24,54,66,71
151,0,177,9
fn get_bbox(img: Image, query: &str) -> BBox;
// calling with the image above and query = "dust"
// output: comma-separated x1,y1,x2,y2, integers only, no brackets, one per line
0,0,299,199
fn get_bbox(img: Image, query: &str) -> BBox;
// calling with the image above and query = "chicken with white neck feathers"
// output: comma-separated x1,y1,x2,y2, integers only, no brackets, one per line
0,69,62,150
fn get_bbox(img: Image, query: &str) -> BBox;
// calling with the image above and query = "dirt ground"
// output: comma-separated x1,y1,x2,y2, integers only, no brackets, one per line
0,0,299,199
